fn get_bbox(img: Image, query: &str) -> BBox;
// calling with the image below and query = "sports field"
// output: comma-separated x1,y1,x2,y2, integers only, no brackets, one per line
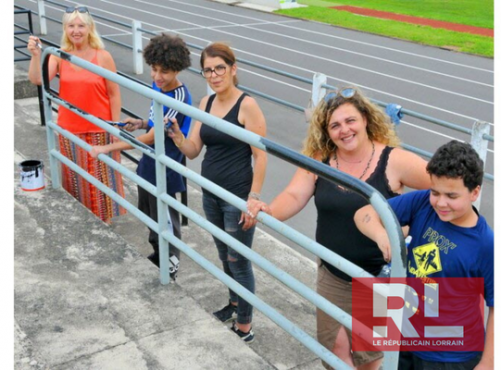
277,0,494,57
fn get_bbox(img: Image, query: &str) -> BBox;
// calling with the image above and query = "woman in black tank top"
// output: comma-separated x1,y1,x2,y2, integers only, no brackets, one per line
247,87,430,368
168,43,267,343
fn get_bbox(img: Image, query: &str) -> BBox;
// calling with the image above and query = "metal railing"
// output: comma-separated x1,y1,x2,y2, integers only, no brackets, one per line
29,0,493,185
40,46,405,370
14,6,47,128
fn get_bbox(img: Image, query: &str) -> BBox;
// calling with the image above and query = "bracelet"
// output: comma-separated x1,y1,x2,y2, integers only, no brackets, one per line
248,192,260,200
174,133,185,148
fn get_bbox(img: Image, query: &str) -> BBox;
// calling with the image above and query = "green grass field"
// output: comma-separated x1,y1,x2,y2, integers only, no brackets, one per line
276,0,493,57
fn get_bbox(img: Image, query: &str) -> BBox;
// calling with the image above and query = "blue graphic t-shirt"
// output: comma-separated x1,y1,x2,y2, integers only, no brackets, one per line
388,190,493,363
136,83,192,194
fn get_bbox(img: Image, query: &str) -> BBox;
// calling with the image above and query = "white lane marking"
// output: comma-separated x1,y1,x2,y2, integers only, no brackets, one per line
165,0,493,74
173,19,301,33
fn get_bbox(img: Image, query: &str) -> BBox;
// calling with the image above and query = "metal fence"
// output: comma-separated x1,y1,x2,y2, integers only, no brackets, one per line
40,46,406,370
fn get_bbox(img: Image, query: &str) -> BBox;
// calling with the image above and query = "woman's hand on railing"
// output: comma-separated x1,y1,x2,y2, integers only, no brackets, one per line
27,35,42,57
122,117,143,132
89,145,110,159
247,198,272,220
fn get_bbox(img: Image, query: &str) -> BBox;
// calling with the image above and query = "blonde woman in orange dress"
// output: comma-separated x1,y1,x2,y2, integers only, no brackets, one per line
27,6,125,223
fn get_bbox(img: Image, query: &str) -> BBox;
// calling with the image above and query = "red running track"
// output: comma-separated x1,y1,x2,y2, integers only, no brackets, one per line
332,6,493,37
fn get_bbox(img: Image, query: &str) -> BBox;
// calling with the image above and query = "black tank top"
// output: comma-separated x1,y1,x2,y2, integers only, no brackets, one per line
200,93,253,199
314,146,399,281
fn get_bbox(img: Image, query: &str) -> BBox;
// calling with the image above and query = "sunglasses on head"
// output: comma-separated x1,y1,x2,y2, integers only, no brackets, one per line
65,6,89,13
323,88,356,103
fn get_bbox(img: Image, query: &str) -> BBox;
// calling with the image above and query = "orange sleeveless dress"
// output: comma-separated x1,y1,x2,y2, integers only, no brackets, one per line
57,49,126,223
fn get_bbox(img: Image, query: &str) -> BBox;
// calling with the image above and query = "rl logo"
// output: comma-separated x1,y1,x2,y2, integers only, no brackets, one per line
351,278,485,351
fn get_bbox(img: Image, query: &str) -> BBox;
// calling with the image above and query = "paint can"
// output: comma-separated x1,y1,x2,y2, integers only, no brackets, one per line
19,160,45,191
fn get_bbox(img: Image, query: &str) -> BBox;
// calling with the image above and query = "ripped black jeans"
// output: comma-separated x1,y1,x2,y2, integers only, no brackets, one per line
202,192,256,325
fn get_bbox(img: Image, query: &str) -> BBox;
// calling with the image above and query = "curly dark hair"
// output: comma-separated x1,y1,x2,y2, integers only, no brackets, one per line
143,33,191,72
303,86,399,159
426,140,484,191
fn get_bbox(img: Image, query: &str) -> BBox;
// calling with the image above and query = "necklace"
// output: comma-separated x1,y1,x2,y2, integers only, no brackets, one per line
334,141,375,180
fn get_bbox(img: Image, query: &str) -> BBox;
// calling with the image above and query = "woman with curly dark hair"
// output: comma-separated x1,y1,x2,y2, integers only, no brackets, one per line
91,34,192,280
248,87,431,369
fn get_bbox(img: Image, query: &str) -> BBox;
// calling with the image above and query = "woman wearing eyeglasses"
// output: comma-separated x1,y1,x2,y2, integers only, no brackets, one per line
247,87,430,369
168,42,267,343
27,6,125,224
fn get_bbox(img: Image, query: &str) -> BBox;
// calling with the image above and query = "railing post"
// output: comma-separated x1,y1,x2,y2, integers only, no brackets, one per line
181,156,188,226
153,101,172,284
311,72,327,107
205,42,215,95
470,120,490,209
41,52,59,188
37,0,47,35
131,20,143,74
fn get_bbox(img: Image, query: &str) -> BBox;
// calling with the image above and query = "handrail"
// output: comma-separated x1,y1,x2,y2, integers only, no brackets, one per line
40,46,404,370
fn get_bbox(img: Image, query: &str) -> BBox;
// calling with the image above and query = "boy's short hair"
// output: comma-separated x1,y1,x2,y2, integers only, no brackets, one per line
143,33,191,72
426,140,484,191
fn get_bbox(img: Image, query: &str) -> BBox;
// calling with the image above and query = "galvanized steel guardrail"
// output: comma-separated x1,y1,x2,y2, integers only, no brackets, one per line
40,46,405,370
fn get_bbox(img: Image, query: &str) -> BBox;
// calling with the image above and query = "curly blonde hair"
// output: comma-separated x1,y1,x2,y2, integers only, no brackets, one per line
61,8,104,51
303,87,400,159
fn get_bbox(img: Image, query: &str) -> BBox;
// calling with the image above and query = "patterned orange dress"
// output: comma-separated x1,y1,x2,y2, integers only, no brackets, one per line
57,49,126,223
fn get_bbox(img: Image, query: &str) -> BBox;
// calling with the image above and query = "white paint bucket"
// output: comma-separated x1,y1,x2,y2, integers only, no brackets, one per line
19,160,45,191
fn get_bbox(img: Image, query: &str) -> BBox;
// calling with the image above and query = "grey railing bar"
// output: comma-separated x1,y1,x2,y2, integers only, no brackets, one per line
236,57,314,85
483,133,494,142
239,85,305,112
41,14,62,24
102,36,133,50
138,27,156,36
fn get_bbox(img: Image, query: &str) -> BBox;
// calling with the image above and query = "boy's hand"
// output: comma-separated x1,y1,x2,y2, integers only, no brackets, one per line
123,117,143,132
375,233,392,263
90,145,109,159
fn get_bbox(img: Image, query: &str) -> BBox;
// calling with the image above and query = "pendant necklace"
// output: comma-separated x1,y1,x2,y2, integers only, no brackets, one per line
334,141,375,180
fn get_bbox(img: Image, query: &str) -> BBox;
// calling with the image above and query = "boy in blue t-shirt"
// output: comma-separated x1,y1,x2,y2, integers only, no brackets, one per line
354,141,493,369
91,34,192,281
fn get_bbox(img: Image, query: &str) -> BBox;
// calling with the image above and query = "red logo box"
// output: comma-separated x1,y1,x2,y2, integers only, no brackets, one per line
352,278,484,352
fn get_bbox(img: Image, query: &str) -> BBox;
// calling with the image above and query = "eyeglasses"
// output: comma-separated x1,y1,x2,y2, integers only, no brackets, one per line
323,88,356,103
65,6,89,13
201,64,228,79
